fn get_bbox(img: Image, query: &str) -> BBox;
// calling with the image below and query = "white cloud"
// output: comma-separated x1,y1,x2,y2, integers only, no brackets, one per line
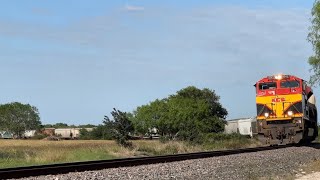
124,4,144,12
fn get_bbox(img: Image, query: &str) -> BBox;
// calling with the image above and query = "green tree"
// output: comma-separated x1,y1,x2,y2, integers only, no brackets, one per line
168,87,227,141
308,0,320,85
79,128,91,140
43,123,97,129
133,86,228,142
132,99,169,136
79,124,114,140
0,102,41,138
78,124,96,128
104,108,134,147
53,123,69,128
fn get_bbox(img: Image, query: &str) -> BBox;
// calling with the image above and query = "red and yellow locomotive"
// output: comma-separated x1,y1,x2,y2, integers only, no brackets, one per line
254,74,318,145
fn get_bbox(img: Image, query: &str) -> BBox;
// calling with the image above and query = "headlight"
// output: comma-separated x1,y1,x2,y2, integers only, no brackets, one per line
287,111,293,116
264,112,269,118
295,119,302,124
275,74,283,80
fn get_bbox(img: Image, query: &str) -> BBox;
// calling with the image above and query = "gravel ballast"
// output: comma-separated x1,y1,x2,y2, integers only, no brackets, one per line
12,145,320,180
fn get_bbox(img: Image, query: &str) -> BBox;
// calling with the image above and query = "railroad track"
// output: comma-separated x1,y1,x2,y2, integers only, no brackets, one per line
0,144,294,179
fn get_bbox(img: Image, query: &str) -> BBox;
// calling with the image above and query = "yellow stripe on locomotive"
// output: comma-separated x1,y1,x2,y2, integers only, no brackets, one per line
256,94,303,120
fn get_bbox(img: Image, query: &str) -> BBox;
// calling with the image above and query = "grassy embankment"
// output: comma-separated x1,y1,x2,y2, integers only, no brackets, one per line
0,135,258,169
297,128,320,175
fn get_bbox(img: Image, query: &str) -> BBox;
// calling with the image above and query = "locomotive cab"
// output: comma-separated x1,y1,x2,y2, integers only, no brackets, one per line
255,74,318,145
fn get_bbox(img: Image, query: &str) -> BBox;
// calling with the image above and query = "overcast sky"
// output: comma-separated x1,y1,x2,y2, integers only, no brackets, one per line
0,0,316,125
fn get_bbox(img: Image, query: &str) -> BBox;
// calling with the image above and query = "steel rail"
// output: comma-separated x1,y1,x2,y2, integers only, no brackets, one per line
0,145,293,179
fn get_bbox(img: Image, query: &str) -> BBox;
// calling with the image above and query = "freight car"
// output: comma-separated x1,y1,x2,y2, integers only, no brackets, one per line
225,117,257,137
55,128,94,139
254,74,318,145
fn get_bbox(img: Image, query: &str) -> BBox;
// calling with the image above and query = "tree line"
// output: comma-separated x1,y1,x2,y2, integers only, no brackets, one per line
80,86,229,146
0,102,96,138
42,123,96,129
308,0,320,85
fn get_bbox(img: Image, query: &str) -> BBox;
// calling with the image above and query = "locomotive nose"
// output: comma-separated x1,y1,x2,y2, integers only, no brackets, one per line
255,75,318,145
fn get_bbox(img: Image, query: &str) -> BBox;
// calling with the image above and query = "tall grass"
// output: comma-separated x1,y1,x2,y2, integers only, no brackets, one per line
0,135,258,169
201,133,260,150
0,140,116,168
134,140,202,156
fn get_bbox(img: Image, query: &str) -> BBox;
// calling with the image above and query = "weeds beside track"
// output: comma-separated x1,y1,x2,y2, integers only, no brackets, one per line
0,145,294,179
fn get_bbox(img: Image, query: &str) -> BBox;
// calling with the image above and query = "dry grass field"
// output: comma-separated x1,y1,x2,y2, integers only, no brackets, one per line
0,140,115,168
0,139,201,168
0,138,257,169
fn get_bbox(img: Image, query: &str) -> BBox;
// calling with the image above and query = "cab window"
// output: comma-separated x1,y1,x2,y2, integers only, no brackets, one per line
259,82,277,90
280,81,300,88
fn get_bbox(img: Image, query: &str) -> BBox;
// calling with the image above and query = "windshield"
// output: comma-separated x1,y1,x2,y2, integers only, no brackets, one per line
258,82,277,90
280,81,300,88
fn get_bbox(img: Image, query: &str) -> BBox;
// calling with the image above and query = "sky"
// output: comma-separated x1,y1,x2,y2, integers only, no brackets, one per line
0,0,317,125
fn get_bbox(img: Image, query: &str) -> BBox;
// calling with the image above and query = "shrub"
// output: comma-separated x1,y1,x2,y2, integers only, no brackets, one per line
30,134,47,140
201,133,252,149
104,108,134,148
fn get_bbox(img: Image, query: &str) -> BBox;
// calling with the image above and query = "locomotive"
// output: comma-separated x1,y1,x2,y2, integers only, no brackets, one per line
254,74,318,145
